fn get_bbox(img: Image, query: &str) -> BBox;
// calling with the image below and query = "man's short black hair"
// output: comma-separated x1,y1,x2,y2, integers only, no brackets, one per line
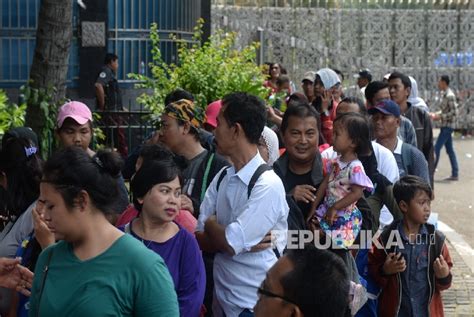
139,144,174,165
164,89,195,106
287,93,309,109
388,71,411,89
393,175,432,205
358,69,372,82
221,92,266,144
339,96,367,115
282,245,350,317
276,75,290,87
104,53,118,65
333,68,344,81
281,102,320,134
365,81,389,105
440,75,450,86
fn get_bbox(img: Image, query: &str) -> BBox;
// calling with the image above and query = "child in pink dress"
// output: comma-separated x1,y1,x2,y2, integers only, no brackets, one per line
309,113,374,248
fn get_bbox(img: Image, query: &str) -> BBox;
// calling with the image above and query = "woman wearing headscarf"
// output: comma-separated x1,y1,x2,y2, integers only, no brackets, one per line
408,76,429,112
257,127,280,166
312,68,341,145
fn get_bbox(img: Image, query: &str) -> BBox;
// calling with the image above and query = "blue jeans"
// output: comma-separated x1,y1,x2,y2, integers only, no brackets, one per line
435,127,459,177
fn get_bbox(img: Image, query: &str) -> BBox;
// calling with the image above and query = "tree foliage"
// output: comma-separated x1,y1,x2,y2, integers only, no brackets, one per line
129,19,269,116
0,90,27,136
19,84,60,158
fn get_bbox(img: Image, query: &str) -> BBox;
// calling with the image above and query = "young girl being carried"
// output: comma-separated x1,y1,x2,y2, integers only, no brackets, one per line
308,112,374,248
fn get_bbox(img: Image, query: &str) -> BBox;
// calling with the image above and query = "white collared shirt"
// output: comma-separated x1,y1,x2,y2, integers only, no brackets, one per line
197,153,289,316
393,136,403,155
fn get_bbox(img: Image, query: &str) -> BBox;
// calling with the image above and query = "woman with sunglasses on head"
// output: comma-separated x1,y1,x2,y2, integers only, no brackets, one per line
28,147,178,316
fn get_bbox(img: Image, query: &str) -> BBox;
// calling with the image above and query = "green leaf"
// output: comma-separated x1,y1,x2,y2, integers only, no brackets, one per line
129,19,268,117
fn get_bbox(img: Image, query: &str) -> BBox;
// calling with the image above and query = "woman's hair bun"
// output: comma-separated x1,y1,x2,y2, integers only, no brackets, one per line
94,149,123,178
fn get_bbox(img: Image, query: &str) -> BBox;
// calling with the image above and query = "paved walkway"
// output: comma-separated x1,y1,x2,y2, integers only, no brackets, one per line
431,129,474,316
443,239,474,316
432,131,474,249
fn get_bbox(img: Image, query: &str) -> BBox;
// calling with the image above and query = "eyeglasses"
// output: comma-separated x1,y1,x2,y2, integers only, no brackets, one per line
257,287,298,306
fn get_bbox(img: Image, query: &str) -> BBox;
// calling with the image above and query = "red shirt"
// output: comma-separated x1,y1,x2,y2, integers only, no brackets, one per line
320,100,338,145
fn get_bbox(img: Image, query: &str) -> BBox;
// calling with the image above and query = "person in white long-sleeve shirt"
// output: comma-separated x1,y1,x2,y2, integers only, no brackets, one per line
196,92,289,317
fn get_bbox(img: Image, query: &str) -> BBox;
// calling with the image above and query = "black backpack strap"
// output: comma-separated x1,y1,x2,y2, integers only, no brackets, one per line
247,164,273,198
247,163,279,258
216,167,229,192
36,249,54,316
215,164,279,257
200,152,215,202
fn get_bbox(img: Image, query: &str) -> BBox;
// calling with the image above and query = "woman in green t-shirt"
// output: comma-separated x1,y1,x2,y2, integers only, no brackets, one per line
28,147,179,317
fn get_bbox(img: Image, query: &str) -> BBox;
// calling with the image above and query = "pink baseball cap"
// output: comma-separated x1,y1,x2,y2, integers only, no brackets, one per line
205,100,222,129
57,101,93,128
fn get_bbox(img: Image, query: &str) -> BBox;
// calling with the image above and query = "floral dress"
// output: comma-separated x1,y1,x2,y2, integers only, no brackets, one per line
315,157,373,248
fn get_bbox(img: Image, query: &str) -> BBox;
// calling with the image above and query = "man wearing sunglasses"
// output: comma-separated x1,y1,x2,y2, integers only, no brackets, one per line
254,245,350,317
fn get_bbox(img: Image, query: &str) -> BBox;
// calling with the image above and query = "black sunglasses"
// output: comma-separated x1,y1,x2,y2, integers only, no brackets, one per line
257,287,298,306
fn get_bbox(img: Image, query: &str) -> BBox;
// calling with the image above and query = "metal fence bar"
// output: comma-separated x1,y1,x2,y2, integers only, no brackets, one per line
93,109,154,152
0,0,201,86
8,0,12,28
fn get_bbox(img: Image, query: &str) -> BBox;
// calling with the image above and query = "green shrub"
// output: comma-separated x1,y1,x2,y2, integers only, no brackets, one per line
129,19,269,116
0,90,27,136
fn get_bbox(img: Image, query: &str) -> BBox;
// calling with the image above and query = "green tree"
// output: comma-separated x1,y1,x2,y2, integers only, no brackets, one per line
130,20,269,116
26,0,73,138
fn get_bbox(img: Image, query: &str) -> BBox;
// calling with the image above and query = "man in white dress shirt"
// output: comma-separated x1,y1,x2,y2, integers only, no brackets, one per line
196,92,289,317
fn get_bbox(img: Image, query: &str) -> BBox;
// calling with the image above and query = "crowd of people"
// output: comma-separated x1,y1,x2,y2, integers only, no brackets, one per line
0,61,459,317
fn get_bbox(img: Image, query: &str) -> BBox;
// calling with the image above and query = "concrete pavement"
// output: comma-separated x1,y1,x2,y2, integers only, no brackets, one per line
442,239,474,316
432,131,474,248
431,130,474,316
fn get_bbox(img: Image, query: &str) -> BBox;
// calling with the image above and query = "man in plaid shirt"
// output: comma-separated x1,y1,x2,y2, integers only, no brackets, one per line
431,75,459,181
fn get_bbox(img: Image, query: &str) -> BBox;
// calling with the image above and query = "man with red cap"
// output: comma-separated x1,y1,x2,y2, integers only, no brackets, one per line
204,100,222,133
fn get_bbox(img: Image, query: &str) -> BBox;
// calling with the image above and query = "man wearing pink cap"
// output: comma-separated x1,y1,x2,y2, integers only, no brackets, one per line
56,101,95,157
56,101,130,217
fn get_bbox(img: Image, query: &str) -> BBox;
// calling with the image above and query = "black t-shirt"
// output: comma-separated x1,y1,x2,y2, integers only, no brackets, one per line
182,149,209,196
359,149,391,196
285,169,314,219
96,66,122,110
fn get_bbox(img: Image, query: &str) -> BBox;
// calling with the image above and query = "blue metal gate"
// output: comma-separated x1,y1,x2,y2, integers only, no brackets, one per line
0,0,202,88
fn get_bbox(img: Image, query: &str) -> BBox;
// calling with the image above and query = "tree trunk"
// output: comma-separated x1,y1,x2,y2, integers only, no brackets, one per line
26,0,73,136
